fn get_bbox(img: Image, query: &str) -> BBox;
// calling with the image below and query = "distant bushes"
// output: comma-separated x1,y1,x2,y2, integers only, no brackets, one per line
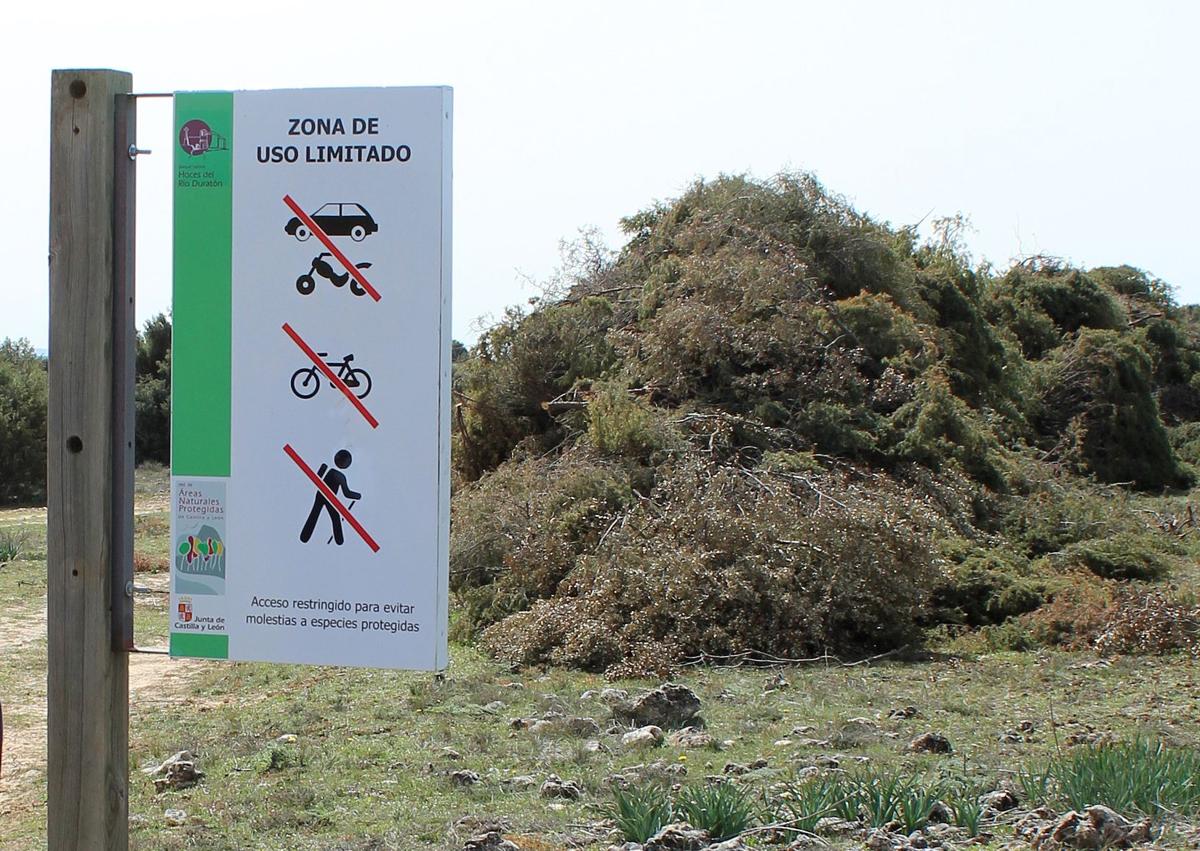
0,339,48,504
0,317,172,507
135,313,172,465
448,172,1200,672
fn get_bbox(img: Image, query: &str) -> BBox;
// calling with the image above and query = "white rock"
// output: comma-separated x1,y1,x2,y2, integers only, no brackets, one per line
502,774,538,791
622,725,665,750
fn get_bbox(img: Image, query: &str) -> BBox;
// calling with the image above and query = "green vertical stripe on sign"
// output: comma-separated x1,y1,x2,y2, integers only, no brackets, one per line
172,92,233,476
170,632,229,660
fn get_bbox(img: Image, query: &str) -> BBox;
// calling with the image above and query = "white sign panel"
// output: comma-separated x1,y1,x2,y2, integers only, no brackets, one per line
170,87,451,669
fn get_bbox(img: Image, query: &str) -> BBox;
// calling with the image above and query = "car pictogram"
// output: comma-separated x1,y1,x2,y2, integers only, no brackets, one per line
285,202,379,242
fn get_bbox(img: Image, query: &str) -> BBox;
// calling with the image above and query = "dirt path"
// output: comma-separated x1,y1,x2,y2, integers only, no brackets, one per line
0,602,47,652
0,574,201,827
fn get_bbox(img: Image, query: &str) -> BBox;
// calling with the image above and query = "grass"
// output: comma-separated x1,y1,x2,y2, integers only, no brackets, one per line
2,468,1200,848
1022,739,1200,817
0,527,30,563
608,783,673,842
674,781,757,840
772,774,847,834
789,770,945,832
950,796,984,837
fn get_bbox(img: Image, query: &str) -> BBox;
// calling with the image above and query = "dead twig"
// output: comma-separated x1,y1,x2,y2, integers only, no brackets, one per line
681,645,908,668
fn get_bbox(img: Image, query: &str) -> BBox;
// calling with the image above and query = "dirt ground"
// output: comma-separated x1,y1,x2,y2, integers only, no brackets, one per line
1,572,202,824
0,468,194,834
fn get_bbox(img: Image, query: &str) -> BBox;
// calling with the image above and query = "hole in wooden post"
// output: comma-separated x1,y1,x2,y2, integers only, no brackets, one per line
69,80,87,99
66,436,83,454
73,127,80,135
72,569,79,577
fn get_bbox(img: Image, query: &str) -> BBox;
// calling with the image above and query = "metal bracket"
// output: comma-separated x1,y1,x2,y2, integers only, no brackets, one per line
112,92,136,654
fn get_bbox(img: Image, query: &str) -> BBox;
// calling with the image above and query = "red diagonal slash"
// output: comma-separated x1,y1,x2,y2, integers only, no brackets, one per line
282,322,379,429
284,443,380,552
284,194,382,302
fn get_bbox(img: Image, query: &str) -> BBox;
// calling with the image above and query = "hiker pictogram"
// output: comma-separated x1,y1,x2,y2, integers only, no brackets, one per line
291,353,372,400
299,449,361,546
295,252,373,296
284,443,380,552
282,323,380,428
284,195,382,301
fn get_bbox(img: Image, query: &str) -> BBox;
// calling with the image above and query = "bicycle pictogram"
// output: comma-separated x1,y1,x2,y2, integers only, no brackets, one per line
291,353,372,400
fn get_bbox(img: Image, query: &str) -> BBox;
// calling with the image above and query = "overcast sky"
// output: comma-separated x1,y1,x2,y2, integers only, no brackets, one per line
6,1,1198,351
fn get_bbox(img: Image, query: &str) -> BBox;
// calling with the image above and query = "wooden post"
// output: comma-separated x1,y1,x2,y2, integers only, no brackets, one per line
47,68,133,851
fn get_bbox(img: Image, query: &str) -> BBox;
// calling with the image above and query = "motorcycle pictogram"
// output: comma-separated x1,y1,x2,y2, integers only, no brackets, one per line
290,353,373,400
296,252,373,296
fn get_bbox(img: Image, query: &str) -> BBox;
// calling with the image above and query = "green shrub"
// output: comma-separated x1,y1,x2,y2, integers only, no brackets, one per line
453,297,619,481
1168,421,1200,467
836,291,926,366
1002,471,1146,556
987,287,1064,360
793,402,880,460
587,384,678,461
889,372,1004,489
1037,330,1191,490
1089,265,1176,314
930,550,1043,626
1000,264,1125,337
449,452,632,641
1061,534,1173,581
916,261,1021,410
448,171,1199,674
480,457,941,675
255,742,301,773
135,374,170,465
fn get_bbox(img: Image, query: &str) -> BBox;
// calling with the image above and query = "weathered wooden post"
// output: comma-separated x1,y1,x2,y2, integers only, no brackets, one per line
47,68,134,851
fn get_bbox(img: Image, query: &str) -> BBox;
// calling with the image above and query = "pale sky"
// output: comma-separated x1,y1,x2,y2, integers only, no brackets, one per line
6,1,1198,351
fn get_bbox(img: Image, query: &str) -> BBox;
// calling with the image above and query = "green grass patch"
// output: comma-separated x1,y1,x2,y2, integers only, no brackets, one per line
1022,739,1200,818
675,781,757,841
607,783,673,843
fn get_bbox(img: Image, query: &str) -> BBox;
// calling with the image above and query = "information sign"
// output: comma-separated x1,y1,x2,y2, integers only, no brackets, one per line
169,87,452,669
